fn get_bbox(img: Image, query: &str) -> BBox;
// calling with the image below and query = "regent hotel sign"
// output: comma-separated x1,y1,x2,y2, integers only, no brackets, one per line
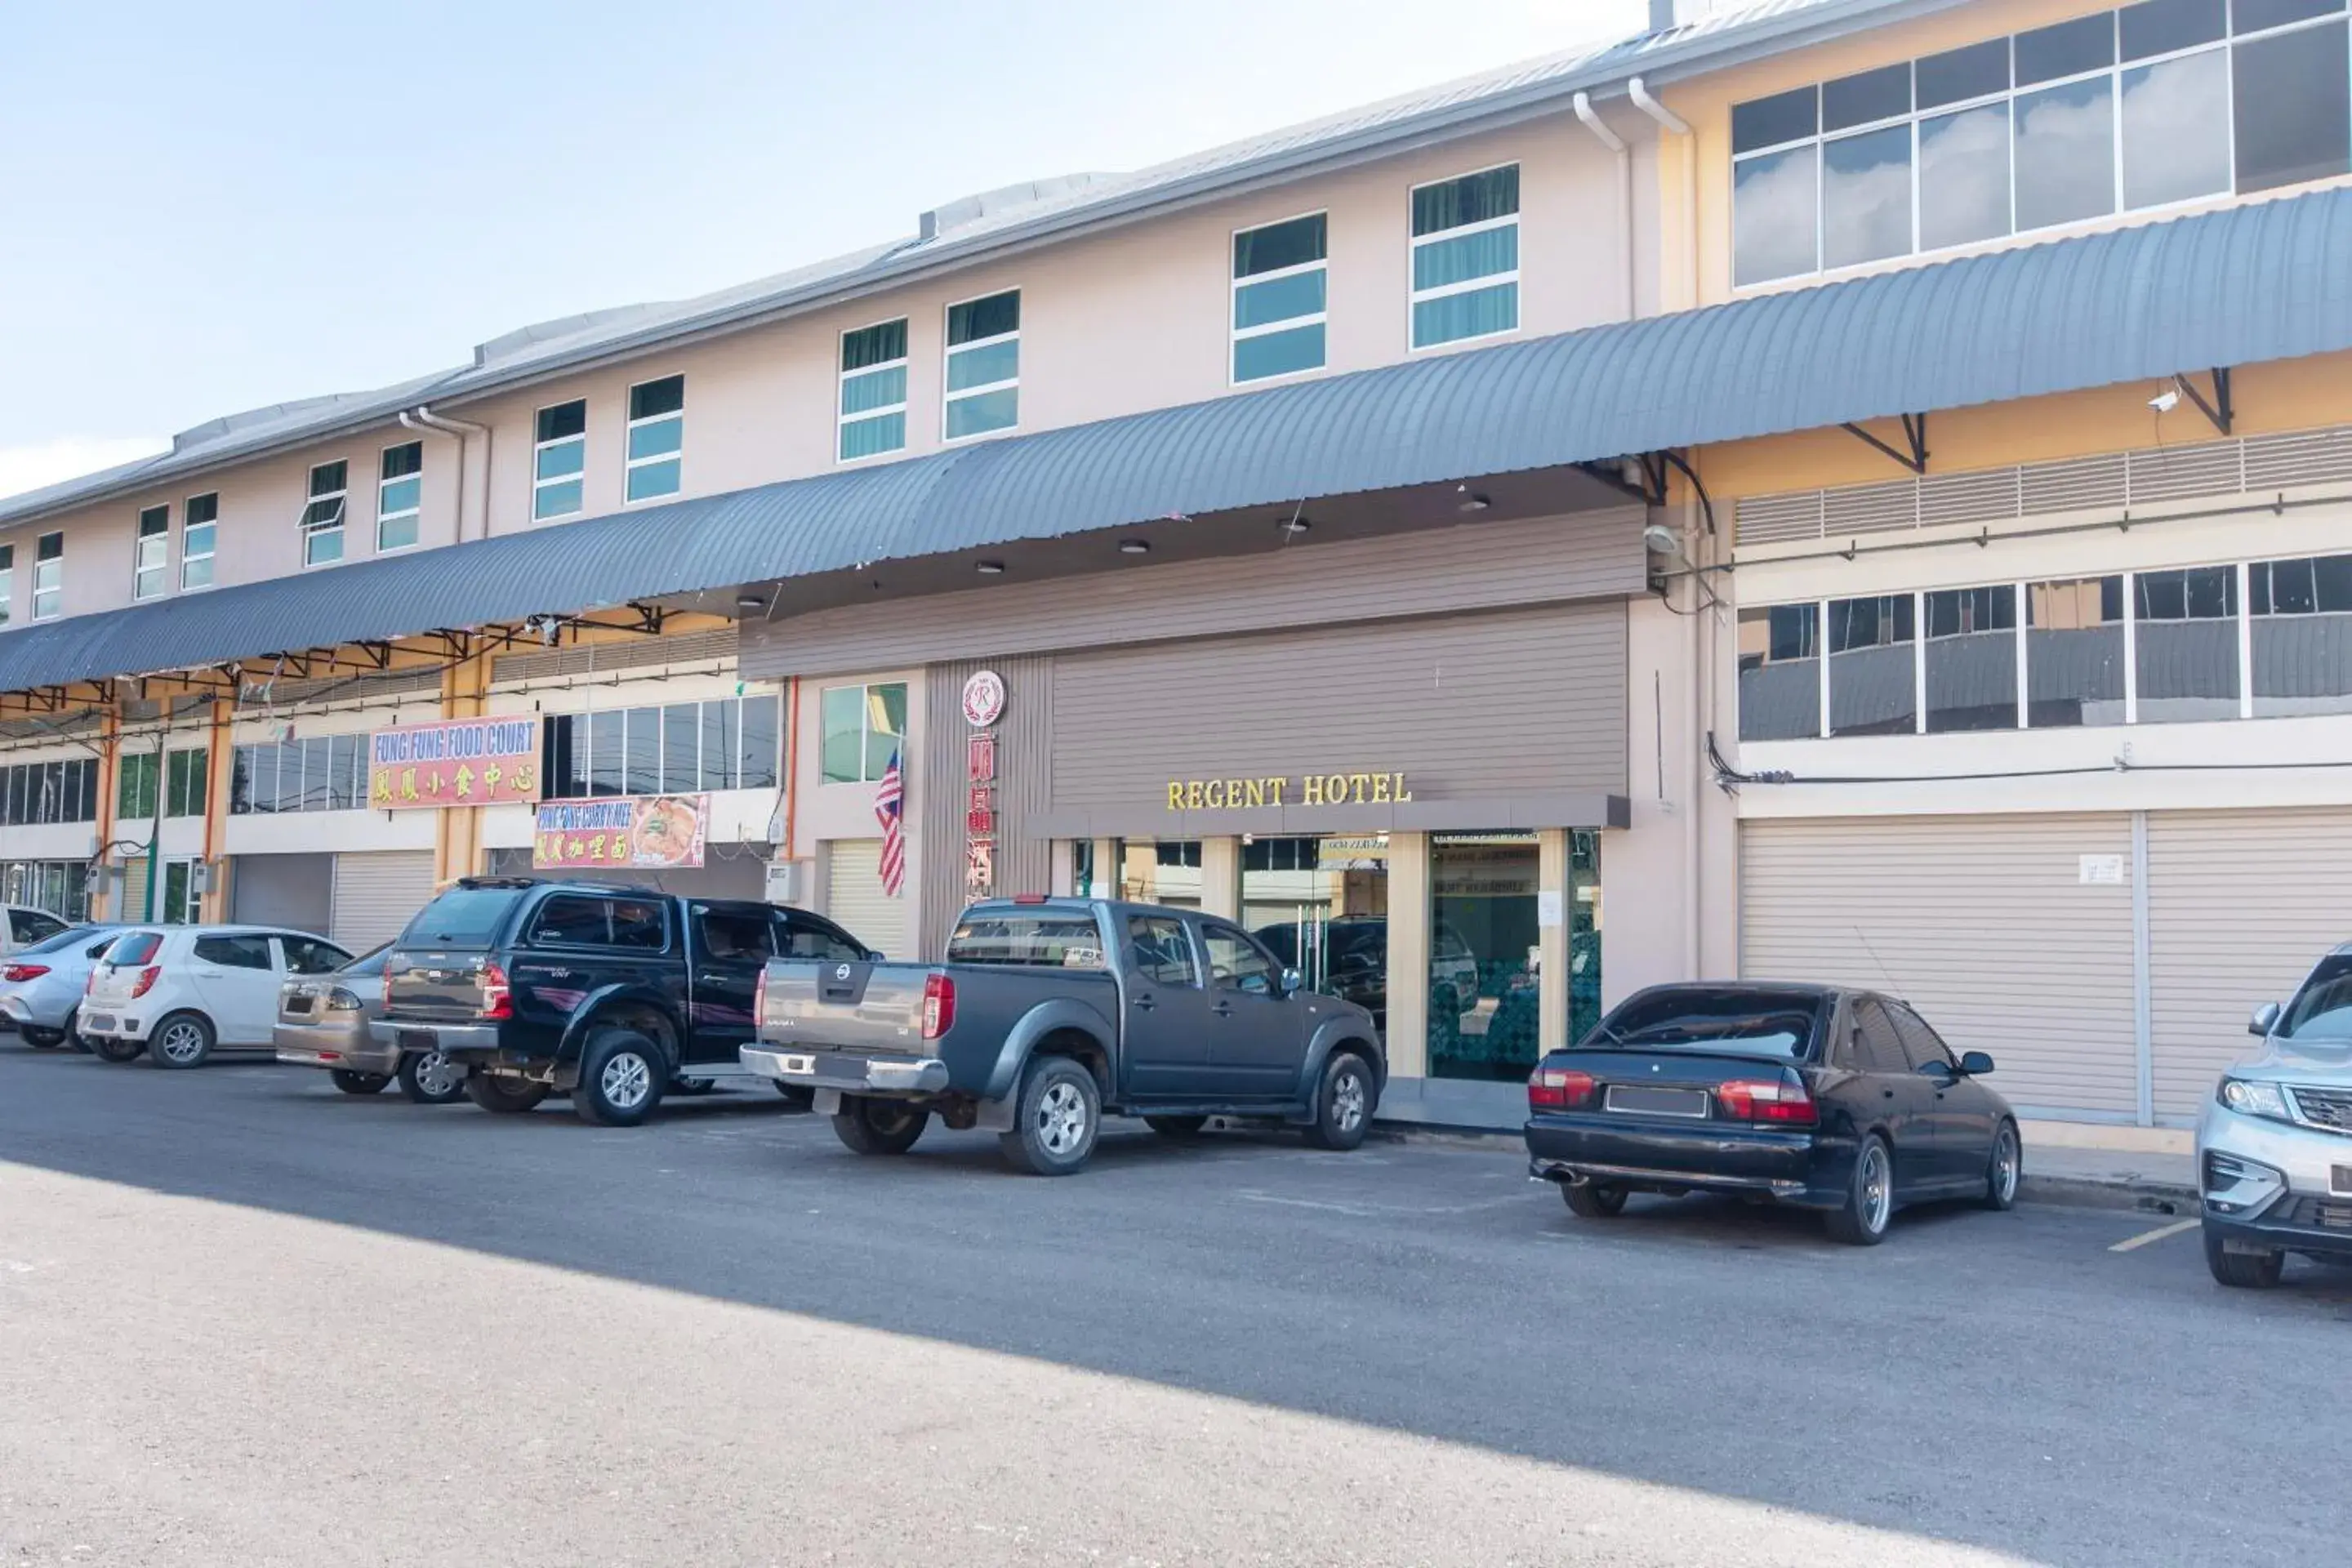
1165,772,1413,810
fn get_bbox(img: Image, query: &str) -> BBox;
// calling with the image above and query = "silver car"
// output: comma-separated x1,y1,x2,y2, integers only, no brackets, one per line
2197,944,2352,1288
0,924,124,1049
274,946,465,1103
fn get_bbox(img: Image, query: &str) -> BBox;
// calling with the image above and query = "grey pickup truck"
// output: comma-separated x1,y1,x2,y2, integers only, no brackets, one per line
741,897,1386,1174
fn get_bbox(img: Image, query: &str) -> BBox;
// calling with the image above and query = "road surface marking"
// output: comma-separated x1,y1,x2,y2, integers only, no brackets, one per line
2109,1218,2200,1253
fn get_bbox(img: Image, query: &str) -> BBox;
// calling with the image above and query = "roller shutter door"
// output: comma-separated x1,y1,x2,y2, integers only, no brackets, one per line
826,839,909,959
231,853,334,936
330,851,437,952
1741,814,2137,1117
2146,808,2352,1121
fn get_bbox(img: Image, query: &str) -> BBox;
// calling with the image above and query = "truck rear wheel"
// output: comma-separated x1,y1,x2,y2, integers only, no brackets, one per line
832,1096,927,1156
572,1030,666,1127
998,1056,1100,1176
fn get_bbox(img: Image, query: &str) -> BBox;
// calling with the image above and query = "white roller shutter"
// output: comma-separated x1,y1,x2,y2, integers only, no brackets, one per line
1741,814,2138,1117
331,851,437,951
2147,808,2352,1121
826,839,909,959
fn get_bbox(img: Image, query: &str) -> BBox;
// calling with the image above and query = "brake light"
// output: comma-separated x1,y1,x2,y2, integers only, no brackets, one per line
921,972,956,1040
1528,1064,1597,1111
1716,1077,1817,1125
479,960,513,1022
129,966,162,1000
753,965,768,1028
3,964,49,982
1012,893,1047,904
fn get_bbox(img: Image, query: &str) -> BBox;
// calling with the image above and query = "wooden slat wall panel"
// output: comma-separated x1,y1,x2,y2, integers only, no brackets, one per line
920,657,1054,958
1741,814,2138,1116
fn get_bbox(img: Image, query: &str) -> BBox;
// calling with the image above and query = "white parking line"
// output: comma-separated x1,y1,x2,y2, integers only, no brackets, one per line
2109,1218,2200,1253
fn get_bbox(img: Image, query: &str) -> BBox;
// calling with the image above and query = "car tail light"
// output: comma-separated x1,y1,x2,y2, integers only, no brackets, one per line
3,964,50,982
129,966,163,1000
479,961,513,1022
1716,1077,1816,1125
921,972,956,1040
1527,1064,1597,1111
754,965,768,1029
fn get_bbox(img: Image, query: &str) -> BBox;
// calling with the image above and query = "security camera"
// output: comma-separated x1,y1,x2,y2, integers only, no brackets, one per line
2149,387,2180,415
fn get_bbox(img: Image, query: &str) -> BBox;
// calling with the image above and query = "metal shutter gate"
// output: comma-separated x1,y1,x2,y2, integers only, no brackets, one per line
330,851,437,951
2146,808,2352,1122
1740,814,2137,1118
826,839,909,960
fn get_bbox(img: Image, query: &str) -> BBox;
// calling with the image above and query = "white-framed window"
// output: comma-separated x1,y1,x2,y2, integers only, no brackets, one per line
1409,163,1520,350
533,399,587,520
944,290,1019,440
181,492,217,590
377,440,422,551
1232,212,1328,384
32,532,63,620
301,460,347,567
839,318,909,461
0,544,14,626
1731,0,2351,287
625,374,684,502
134,503,170,600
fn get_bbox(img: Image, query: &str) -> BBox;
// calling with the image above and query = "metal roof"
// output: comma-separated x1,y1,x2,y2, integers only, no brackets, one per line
5,181,2346,697
0,0,1967,529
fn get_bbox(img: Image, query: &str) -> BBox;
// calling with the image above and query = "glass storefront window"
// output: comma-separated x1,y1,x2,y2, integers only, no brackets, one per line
1243,835,1390,1041
1429,832,1541,1082
1114,840,1201,906
1569,831,1603,1049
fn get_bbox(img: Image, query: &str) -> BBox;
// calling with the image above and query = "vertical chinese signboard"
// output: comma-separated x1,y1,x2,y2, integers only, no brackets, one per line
368,717,541,809
960,670,1005,900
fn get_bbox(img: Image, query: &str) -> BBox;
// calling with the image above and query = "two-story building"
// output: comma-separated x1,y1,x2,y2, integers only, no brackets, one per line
7,0,2352,1131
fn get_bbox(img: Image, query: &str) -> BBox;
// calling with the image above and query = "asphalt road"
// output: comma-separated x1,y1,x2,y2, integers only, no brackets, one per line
2,1049,2346,1567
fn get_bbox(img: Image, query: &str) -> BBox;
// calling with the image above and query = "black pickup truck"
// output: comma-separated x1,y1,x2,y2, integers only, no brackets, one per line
376,877,876,1125
741,897,1386,1174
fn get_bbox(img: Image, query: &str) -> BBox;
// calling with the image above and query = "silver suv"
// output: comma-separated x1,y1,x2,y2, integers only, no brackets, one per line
2197,944,2352,1288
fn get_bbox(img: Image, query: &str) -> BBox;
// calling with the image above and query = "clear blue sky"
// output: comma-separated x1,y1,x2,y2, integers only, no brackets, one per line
0,0,1649,496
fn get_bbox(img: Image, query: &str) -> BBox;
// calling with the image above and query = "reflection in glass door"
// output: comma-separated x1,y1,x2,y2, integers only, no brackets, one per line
1116,840,1203,906
1429,832,1539,1082
1242,835,1388,1041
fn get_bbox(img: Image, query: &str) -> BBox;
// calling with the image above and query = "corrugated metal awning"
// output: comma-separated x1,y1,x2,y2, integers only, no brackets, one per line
6,183,2350,695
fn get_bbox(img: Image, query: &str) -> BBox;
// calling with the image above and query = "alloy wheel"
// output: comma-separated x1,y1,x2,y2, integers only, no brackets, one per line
1860,1142,1892,1235
158,1022,206,1065
1332,1068,1367,1134
601,1051,653,1111
1993,1127,2020,1205
1037,1080,1089,1154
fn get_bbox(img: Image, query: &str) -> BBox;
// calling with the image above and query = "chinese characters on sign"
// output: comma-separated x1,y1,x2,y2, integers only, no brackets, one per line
368,717,541,810
965,729,996,898
532,795,709,871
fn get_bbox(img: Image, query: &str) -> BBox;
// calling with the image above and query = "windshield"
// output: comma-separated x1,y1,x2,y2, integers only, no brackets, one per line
19,924,111,957
2279,956,2352,1040
1584,988,1824,1059
399,888,523,946
947,914,1105,969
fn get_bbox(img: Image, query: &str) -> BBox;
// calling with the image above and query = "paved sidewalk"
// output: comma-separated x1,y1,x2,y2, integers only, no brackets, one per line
2020,1138,2199,1212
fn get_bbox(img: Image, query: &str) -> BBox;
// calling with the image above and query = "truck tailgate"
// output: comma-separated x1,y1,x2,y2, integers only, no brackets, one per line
760,959,934,1054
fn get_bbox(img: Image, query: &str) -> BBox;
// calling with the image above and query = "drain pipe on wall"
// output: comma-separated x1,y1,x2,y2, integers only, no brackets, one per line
400,405,492,542
1627,77,1695,310
1572,92,1635,323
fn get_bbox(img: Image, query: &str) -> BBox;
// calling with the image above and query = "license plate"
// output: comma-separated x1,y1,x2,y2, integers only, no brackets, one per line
774,1053,815,1076
1605,1084,1710,1119
85,1014,116,1032
2333,1165,2352,1197
399,1030,437,1052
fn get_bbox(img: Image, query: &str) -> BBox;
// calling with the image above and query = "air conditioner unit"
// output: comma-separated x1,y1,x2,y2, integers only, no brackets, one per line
764,859,803,906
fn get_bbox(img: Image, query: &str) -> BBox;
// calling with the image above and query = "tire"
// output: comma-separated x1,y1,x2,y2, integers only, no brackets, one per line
997,1056,1100,1176
1144,1115,1208,1138
831,1095,929,1156
398,1048,468,1106
145,1012,215,1071
330,1069,391,1095
1305,1051,1376,1152
572,1030,667,1127
1824,1134,1895,1246
463,1074,550,1115
773,1083,815,1109
1563,1181,1629,1218
21,1027,62,1050
1980,1120,2022,1211
61,1009,87,1054
89,1031,144,1064
670,1076,717,1096
2203,1223,2286,1289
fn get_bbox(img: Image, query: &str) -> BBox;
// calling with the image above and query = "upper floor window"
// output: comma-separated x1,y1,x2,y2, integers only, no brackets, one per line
1736,604,1822,741
2251,550,2352,715
378,441,422,551
1232,212,1328,383
1410,164,1519,349
625,375,684,502
534,399,587,520
944,290,1019,439
820,680,908,783
301,461,347,567
182,493,217,590
0,543,13,626
540,693,782,800
118,747,208,821
230,734,368,815
840,319,909,461
32,532,62,620
134,505,170,600
0,757,96,825
1732,0,2352,287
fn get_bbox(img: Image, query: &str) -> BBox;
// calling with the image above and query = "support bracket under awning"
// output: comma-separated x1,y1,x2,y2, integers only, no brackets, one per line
1840,412,1928,475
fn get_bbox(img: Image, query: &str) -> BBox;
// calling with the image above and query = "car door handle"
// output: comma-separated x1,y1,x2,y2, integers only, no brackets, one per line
1210,1003,1235,1018
1134,996,1156,1011
1882,1088,1895,1099
194,968,225,979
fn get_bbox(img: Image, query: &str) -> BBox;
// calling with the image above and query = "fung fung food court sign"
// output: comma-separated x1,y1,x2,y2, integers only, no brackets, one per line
368,717,541,809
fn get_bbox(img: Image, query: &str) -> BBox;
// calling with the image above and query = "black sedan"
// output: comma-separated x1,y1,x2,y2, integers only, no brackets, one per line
1525,983,2021,1245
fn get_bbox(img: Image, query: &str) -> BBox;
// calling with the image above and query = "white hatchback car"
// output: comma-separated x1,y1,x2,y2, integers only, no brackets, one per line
82,925,354,1068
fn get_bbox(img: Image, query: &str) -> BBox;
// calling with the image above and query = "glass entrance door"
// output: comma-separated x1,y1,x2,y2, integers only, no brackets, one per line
1242,835,1389,1041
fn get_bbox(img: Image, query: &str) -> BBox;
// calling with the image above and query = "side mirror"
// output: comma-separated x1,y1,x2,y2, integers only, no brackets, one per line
2249,1001,2280,1038
1280,967,1303,996
1959,1050,1995,1076
866,950,886,963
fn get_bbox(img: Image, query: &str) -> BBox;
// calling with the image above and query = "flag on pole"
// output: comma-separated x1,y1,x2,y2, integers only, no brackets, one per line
875,748,906,897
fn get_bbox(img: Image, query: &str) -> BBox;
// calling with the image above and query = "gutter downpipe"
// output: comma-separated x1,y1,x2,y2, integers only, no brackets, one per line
1626,77,1694,310
401,406,492,542
1571,92,1635,323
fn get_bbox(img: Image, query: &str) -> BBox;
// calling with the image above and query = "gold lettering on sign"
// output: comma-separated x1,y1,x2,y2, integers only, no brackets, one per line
1348,772,1371,804
1186,781,1205,811
1244,777,1267,808
1303,775,1326,805
1203,779,1225,808
1267,776,1289,806
1370,773,1392,804
1393,772,1413,802
1167,782,1185,810
1163,772,1410,808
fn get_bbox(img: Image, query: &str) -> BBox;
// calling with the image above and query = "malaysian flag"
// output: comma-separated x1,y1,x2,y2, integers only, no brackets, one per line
875,748,906,897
